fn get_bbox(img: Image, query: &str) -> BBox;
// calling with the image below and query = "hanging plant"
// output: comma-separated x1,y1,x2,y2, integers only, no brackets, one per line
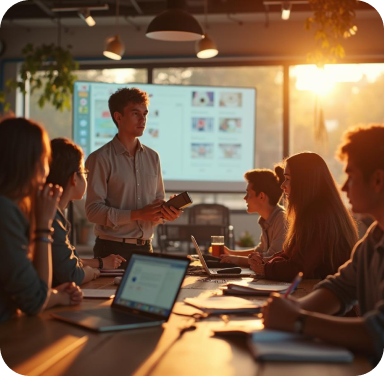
305,0,358,67
4,43,78,111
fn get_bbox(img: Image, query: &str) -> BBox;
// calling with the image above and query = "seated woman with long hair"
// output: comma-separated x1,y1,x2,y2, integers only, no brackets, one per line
46,138,126,286
0,118,83,323
249,152,358,282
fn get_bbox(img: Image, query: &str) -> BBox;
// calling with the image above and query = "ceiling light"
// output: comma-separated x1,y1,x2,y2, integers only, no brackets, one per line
103,0,125,60
281,2,292,20
196,34,218,59
196,0,218,59
103,35,125,60
51,4,108,26
146,0,203,42
78,8,96,27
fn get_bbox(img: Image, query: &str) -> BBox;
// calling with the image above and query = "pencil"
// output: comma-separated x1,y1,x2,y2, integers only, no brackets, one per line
283,272,303,297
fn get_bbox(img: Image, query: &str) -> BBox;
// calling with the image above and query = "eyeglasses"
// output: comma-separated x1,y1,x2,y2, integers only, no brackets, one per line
77,168,89,179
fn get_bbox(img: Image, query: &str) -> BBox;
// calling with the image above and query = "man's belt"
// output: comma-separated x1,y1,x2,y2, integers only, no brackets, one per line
98,235,151,246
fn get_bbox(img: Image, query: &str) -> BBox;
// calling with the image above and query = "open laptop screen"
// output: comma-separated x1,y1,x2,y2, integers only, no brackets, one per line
114,254,188,318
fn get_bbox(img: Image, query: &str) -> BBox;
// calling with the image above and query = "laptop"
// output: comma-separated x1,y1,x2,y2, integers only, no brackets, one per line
51,252,190,332
191,235,256,278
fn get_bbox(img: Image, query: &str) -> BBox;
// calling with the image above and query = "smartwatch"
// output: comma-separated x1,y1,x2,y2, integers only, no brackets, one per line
293,313,308,334
96,257,103,270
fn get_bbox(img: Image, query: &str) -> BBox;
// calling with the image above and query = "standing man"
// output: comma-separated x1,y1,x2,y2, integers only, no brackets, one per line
262,125,384,365
85,88,181,268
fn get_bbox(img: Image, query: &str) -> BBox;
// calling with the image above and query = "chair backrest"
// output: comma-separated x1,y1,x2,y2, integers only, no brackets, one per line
157,224,228,253
188,204,230,226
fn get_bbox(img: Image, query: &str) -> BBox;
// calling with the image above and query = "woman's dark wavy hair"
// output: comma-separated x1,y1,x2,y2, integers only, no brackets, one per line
0,117,50,201
46,138,84,190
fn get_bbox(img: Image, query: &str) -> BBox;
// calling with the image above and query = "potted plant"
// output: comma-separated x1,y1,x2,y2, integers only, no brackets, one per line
1,43,78,112
236,231,255,248
306,0,358,67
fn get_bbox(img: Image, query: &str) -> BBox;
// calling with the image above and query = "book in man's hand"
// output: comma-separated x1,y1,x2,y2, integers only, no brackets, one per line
222,280,291,296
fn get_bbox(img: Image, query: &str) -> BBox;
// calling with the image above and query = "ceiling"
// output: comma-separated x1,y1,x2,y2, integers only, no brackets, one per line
2,0,375,27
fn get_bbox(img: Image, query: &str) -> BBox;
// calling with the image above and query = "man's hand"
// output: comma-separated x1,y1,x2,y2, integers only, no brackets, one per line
131,201,163,222
160,205,183,222
262,293,302,332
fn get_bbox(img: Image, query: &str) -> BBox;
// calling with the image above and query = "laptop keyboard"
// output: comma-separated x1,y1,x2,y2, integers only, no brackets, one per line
85,308,153,324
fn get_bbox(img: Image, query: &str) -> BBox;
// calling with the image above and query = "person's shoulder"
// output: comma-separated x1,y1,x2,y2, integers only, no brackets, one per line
142,144,159,157
0,195,17,210
87,140,113,159
86,140,114,169
275,205,286,217
142,144,160,162
0,195,25,223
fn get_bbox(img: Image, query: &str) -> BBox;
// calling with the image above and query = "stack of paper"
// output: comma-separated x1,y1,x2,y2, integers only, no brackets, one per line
184,295,264,314
214,328,353,362
99,269,125,277
222,280,290,296
248,330,354,362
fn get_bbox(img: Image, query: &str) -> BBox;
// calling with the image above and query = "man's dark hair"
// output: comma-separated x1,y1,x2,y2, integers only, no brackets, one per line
244,166,285,206
337,124,384,180
46,138,84,189
108,87,149,128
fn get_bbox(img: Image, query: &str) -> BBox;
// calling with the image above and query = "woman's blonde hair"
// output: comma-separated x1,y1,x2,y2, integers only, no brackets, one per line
283,152,358,272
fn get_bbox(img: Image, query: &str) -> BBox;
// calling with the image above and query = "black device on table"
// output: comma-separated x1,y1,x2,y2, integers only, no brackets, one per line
163,191,193,210
216,267,242,274
203,254,237,269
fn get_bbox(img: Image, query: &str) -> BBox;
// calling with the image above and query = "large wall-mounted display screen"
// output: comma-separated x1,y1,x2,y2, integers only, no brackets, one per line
73,82,256,192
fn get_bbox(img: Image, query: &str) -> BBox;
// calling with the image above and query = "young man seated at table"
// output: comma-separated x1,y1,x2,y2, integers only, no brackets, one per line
220,167,287,267
262,125,384,365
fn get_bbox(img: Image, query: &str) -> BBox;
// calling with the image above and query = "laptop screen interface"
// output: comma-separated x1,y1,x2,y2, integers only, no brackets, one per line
114,254,188,317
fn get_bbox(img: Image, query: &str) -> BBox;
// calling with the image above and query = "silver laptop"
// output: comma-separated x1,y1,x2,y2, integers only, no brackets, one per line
51,253,190,332
191,235,256,278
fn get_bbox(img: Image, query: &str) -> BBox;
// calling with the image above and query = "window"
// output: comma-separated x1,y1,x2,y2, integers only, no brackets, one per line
290,63,384,185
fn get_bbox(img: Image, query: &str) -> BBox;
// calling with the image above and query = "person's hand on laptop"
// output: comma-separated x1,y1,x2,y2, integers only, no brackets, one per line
222,246,231,255
102,254,126,269
220,255,239,265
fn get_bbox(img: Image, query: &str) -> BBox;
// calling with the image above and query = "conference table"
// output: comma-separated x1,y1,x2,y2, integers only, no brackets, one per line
0,275,373,376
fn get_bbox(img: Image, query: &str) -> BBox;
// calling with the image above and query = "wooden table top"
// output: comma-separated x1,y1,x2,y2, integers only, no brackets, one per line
0,276,373,376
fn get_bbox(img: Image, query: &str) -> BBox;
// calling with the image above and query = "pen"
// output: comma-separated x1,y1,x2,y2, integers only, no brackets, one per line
283,272,303,297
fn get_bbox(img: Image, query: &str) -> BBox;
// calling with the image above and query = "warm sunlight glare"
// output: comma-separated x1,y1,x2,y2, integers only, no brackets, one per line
291,64,384,96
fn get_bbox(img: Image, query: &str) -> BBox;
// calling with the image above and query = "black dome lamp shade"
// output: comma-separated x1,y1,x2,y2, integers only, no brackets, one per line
146,0,204,42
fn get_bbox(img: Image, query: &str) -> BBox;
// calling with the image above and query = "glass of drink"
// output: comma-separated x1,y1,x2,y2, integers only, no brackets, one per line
211,236,224,257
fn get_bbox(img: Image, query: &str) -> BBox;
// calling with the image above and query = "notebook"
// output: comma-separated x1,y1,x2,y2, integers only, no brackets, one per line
248,330,354,362
222,280,290,296
214,328,353,362
191,235,256,278
51,253,190,332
